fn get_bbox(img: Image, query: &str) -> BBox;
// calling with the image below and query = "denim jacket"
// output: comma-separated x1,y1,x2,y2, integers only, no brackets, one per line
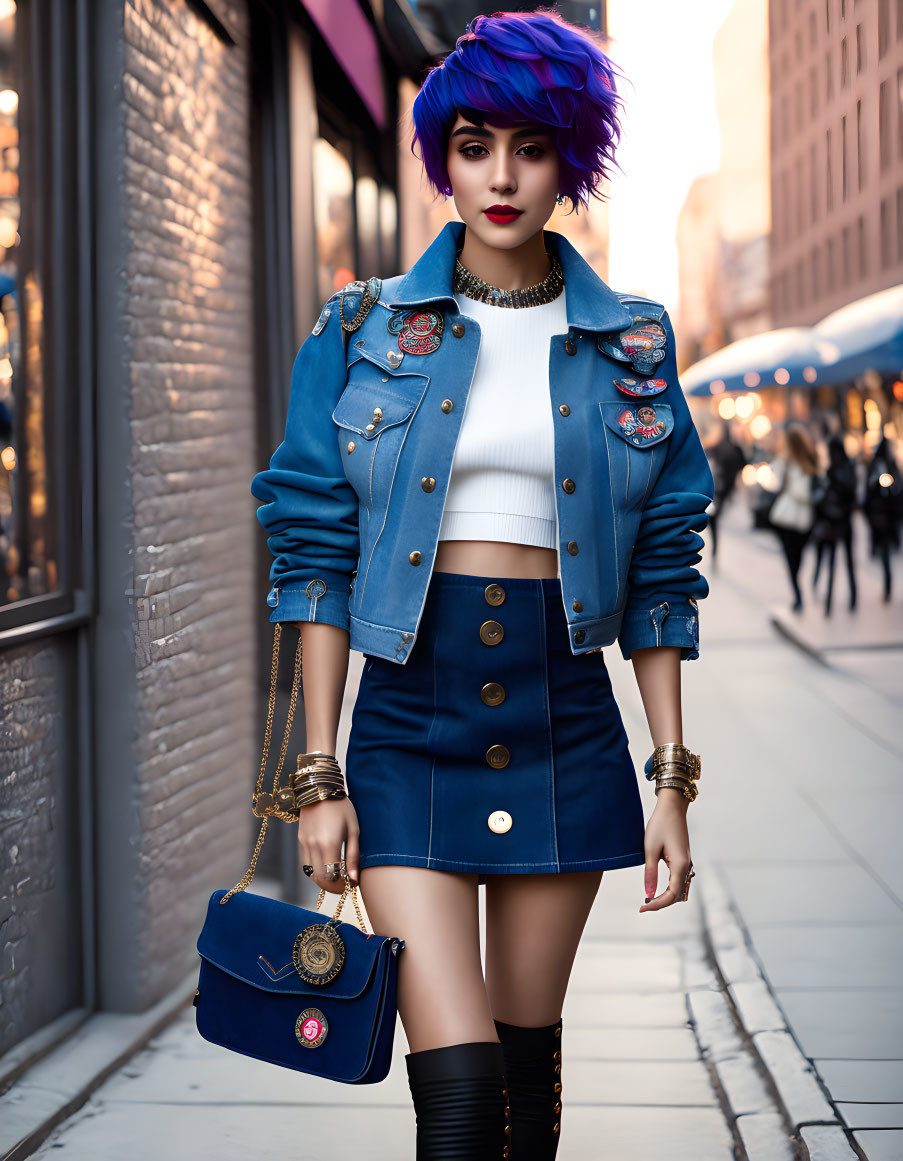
251,220,714,665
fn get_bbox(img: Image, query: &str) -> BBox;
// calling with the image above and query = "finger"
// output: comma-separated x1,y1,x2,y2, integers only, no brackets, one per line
639,883,679,912
344,829,360,885
643,852,659,905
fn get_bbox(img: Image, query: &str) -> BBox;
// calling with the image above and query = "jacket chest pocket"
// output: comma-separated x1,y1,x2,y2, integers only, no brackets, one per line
599,400,674,510
332,354,429,508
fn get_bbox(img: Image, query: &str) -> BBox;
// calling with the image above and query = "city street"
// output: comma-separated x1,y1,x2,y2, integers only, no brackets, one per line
18,500,899,1161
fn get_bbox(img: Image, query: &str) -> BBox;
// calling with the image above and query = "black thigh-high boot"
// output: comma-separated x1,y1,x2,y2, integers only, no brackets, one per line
493,1017,563,1160
405,1040,510,1160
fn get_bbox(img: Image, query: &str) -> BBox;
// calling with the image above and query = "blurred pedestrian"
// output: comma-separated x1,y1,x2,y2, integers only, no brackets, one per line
862,435,903,602
810,434,858,614
706,420,747,558
768,421,820,612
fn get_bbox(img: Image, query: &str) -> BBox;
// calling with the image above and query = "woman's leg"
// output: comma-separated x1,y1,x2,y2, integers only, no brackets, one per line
360,865,508,1160
484,870,603,1025
843,526,857,609
775,528,804,608
360,865,494,1050
483,870,605,1159
824,539,837,615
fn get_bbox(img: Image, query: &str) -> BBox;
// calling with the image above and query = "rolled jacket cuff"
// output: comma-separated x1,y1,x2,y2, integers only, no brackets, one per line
265,571,351,633
617,596,700,661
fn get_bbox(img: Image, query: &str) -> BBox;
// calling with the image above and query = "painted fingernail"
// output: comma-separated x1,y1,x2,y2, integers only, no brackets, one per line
644,896,653,903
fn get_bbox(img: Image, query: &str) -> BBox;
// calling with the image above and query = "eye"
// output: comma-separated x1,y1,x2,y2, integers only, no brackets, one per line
457,142,546,160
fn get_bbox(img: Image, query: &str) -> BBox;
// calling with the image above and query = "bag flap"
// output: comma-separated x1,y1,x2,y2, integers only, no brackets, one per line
197,889,394,1000
600,400,674,448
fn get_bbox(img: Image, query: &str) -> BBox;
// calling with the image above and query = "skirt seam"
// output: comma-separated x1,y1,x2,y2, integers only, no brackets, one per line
539,589,561,870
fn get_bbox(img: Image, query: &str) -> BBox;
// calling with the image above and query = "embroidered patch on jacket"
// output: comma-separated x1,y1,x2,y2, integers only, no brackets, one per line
597,318,667,376
613,377,668,397
617,405,668,442
387,308,444,355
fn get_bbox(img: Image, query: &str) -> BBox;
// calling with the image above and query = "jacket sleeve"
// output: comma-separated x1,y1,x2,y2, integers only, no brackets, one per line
617,308,715,661
250,293,359,631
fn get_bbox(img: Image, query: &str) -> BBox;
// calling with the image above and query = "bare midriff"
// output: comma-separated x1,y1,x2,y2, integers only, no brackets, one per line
433,539,559,580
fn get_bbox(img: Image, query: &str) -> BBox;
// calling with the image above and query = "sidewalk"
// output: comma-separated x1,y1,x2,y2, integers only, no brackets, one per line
613,502,903,1161
23,870,754,1161
5,501,900,1160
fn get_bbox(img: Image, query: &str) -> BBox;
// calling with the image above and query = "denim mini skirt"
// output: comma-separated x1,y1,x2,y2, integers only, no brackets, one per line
344,570,647,878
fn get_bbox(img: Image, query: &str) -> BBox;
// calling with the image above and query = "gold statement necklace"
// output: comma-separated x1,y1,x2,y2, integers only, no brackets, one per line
452,248,564,308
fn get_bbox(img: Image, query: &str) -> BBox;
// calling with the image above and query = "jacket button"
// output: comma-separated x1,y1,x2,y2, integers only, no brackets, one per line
488,810,513,833
567,540,579,555
484,583,506,605
481,682,506,706
441,398,454,413
347,440,355,453
574,629,586,644
486,744,510,768
562,478,576,493
558,403,570,416
572,600,583,612
409,550,423,565
421,476,436,492
564,339,577,355
452,322,465,337
480,619,504,645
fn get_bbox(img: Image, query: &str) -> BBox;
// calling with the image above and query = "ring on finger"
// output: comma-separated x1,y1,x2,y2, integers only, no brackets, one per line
680,862,695,902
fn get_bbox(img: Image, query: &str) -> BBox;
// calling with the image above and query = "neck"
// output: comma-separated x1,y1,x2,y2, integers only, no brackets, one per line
456,226,552,290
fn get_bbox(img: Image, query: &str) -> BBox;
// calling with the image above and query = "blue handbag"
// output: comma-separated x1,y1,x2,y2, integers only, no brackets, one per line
194,624,406,1083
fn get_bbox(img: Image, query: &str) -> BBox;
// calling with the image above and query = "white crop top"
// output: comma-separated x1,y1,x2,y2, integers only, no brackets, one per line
437,287,569,552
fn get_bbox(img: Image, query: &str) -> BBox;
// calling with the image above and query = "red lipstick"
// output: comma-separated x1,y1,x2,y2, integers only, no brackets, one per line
484,205,524,225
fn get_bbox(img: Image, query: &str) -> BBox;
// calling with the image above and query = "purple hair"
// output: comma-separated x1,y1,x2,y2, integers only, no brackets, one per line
410,8,629,214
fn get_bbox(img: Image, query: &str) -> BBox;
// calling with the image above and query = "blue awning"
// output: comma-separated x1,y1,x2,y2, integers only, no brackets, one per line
683,283,903,396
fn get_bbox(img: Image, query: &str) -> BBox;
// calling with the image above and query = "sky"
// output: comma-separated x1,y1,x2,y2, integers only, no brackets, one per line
605,0,736,309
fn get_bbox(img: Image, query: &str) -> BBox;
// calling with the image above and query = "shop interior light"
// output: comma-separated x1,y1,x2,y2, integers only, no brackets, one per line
717,396,736,419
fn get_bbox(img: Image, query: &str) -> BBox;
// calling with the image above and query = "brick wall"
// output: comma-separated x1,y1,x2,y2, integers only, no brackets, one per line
121,0,256,1003
0,640,81,1054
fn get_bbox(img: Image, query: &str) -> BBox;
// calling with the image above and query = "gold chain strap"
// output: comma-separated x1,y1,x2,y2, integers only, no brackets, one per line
220,622,301,904
219,624,370,935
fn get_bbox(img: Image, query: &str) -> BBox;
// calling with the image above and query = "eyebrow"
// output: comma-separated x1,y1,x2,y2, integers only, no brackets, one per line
450,124,551,140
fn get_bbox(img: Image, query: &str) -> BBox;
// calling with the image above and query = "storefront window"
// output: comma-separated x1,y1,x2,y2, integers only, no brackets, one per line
0,1,57,608
379,184,398,276
312,133,354,303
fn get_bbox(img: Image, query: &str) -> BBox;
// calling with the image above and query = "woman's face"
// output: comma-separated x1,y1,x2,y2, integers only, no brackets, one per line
445,112,560,250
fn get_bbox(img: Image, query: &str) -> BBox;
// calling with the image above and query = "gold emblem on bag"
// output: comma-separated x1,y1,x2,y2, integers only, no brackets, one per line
292,923,346,985
295,1007,329,1048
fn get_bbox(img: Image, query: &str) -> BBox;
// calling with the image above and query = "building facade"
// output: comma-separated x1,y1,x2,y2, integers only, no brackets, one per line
0,0,428,1067
769,0,903,324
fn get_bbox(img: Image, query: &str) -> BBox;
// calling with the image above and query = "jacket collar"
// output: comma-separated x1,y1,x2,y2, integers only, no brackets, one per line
388,219,634,334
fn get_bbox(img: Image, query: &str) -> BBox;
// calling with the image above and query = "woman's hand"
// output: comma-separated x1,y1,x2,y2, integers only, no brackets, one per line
298,797,361,894
639,790,692,912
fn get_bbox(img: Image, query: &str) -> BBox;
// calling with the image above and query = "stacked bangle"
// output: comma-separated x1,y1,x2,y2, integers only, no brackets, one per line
643,742,701,803
285,751,347,810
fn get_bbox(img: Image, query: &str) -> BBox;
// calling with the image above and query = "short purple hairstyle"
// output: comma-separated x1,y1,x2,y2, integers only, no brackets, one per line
410,8,628,214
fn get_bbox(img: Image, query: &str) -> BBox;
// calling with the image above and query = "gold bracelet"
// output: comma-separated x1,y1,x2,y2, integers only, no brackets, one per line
655,780,697,802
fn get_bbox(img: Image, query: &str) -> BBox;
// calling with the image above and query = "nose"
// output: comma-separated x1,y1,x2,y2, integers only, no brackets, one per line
490,152,517,195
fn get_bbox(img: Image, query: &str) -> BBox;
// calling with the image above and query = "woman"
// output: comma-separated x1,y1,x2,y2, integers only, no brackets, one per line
810,433,858,615
251,11,714,1159
863,434,903,602
768,421,820,612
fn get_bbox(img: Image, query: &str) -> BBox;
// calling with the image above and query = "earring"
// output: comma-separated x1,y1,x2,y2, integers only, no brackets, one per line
556,194,565,206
